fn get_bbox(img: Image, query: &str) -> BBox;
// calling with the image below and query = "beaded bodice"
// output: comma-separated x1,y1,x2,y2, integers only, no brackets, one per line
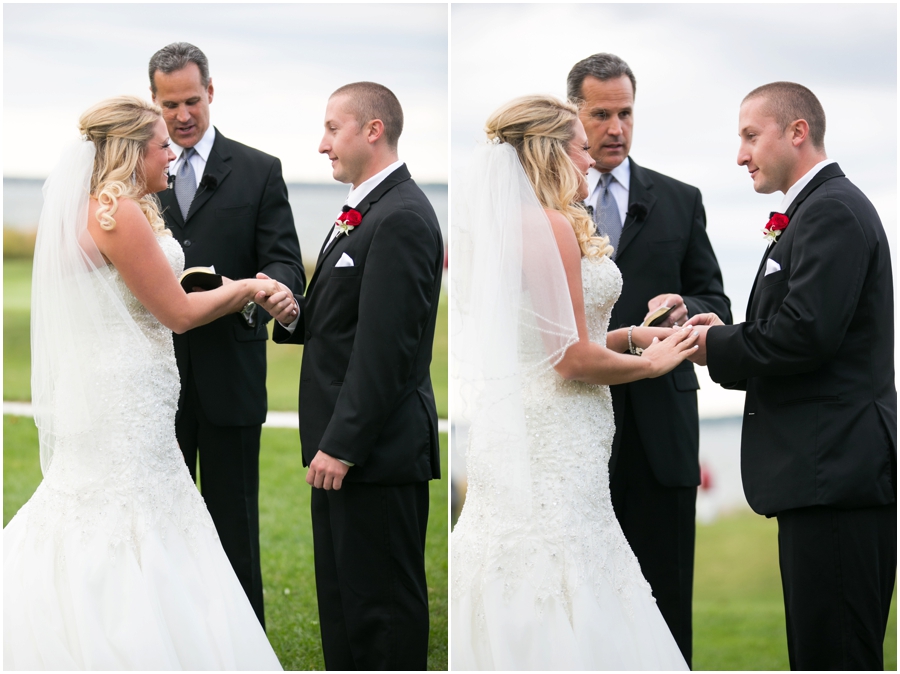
17,235,214,554
453,254,653,622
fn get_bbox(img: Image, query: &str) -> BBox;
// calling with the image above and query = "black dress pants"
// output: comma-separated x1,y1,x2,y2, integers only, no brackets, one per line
610,399,695,667
776,502,896,670
311,480,430,671
175,371,265,628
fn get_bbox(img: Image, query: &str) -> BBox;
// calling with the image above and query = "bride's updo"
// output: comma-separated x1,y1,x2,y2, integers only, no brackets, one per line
79,96,169,236
485,95,612,260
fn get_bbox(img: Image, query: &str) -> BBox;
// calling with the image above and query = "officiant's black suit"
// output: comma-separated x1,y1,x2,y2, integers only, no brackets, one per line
156,129,305,627
274,164,443,670
608,158,731,665
706,163,896,670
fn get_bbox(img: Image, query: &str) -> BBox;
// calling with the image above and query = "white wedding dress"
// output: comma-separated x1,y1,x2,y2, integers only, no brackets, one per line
4,234,282,670
451,255,688,670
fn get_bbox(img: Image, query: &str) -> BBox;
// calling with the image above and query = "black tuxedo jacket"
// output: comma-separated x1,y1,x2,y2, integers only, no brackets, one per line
156,129,305,426
274,165,443,485
707,163,896,515
609,158,732,487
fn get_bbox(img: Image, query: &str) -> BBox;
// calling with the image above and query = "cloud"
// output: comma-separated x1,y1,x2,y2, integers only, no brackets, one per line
3,3,448,182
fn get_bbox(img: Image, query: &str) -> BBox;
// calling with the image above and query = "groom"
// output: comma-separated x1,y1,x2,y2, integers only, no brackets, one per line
258,82,443,670
688,82,896,670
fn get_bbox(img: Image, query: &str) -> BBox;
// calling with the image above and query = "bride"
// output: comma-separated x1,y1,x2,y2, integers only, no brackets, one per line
3,96,293,669
451,95,696,670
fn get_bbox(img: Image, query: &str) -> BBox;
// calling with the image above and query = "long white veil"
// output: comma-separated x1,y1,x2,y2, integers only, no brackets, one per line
451,140,578,532
30,140,150,475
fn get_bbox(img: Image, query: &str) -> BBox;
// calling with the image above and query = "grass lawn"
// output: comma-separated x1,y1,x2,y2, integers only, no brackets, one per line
693,510,897,670
4,415,449,670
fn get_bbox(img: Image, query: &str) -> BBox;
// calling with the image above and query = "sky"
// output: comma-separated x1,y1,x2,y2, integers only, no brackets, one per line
451,3,897,417
3,3,448,183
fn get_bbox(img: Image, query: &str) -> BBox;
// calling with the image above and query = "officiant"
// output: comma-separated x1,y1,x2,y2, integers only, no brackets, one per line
566,52,731,666
149,42,305,627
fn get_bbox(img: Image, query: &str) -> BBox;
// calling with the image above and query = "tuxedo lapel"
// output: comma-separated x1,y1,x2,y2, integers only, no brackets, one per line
784,162,844,220
616,159,656,259
184,130,233,224
746,242,776,315
353,165,411,218
307,165,413,296
744,164,844,315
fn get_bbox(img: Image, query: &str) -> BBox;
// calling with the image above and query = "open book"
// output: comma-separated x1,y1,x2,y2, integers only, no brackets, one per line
179,266,223,293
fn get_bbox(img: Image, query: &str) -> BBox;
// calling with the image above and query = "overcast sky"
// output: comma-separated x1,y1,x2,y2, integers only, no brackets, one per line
451,3,896,416
4,3,448,182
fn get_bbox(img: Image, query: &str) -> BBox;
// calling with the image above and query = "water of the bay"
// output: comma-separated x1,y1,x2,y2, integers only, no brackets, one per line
3,177,447,267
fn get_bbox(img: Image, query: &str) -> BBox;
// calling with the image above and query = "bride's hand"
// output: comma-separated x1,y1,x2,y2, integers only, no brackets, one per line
641,326,699,377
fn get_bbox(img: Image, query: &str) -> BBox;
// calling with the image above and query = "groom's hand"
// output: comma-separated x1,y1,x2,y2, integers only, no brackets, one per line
254,272,298,324
686,324,711,366
307,450,350,490
683,312,724,328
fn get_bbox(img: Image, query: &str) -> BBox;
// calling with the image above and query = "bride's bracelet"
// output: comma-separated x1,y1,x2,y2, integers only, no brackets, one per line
627,325,644,356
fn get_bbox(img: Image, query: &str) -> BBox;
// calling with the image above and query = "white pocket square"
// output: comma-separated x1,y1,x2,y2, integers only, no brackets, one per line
335,252,354,268
765,258,782,276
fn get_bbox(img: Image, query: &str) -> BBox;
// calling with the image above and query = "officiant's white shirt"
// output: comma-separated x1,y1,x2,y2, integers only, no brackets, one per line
585,157,630,224
778,158,836,213
168,125,216,188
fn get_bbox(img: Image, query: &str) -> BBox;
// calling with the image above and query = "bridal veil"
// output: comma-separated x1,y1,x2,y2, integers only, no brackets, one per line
30,139,151,474
451,139,578,574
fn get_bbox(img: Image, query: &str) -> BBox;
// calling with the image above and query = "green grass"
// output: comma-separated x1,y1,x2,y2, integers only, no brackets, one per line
4,416,449,670
4,259,449,418
3,259,32,401
693,510,897,670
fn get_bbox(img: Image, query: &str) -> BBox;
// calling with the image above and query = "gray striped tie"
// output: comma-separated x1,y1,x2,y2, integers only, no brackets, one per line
174,148,197,220
593,172,622,256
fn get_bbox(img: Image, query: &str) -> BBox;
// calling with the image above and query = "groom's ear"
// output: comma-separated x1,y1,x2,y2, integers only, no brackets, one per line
365,119,386,145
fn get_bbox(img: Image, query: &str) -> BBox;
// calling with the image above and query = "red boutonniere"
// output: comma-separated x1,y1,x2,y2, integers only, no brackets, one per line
335,207,362,237
763,212,790,242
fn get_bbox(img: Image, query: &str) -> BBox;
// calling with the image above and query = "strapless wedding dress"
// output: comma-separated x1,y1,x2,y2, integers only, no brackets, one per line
451,255,688,670
4,235,281,670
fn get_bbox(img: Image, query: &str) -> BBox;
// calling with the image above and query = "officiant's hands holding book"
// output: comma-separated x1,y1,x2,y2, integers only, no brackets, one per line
644,293,688,327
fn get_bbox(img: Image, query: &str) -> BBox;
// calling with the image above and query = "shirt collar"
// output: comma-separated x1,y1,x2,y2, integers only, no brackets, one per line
346,159,405,209
587,156,631,196
170,125,216,166
778,158,836,213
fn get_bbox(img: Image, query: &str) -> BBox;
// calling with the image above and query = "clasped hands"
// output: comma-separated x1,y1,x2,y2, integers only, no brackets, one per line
681,312,724,366
252,272,299,324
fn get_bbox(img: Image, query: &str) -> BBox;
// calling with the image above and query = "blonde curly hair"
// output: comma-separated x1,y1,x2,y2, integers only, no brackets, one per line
78,96,170,236
485,95,612,259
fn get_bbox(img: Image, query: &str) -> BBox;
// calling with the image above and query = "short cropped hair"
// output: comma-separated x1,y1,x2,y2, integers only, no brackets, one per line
743,82,826,150
566,53,637,105
331,82,404,148
149,42,210,95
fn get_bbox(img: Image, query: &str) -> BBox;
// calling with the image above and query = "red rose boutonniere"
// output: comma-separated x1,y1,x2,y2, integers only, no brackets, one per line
763,212,790,242
335,207,362,237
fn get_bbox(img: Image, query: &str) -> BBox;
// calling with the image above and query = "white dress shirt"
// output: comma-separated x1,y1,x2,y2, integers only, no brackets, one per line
585,157,631,225
323,159,406,249
168,125,216,188
778,158,836,213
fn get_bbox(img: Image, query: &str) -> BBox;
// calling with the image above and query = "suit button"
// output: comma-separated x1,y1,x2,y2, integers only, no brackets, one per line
305,331,312,340
184,239,192,247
